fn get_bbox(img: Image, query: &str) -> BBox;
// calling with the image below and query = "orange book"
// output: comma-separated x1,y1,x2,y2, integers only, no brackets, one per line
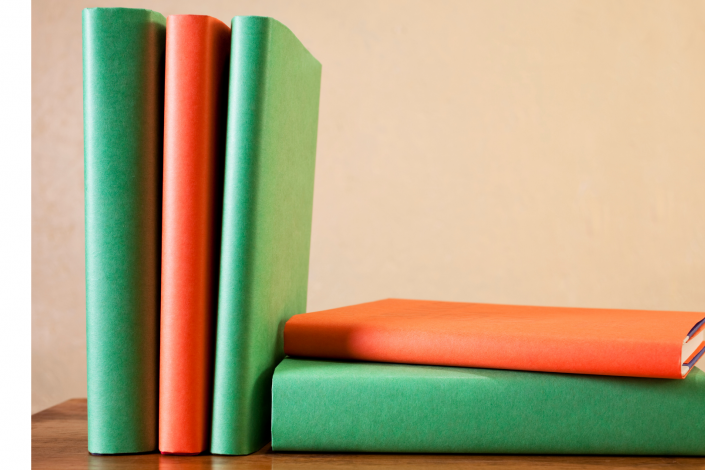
160,15,230,454
284,299,705,379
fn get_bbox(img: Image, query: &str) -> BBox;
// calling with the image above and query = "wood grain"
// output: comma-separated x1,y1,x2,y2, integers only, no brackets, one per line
33,399,705,469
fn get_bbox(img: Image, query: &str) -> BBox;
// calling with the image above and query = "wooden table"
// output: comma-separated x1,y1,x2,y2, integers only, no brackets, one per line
33,399,705,469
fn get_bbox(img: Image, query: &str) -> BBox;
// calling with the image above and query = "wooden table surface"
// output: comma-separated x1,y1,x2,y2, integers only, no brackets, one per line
33,399,705,469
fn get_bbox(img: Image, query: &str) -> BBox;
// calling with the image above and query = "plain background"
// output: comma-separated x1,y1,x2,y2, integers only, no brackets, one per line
33,0,705,413
3,0,30,463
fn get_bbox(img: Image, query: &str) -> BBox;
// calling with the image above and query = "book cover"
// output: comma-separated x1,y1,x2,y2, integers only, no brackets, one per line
210,16,322,455
83,7,165,454
272,358,705,455
284,298,705,379
159,15,230,455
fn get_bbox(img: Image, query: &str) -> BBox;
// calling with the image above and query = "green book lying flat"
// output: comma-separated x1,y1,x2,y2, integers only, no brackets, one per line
83,7,165,454
272,359,705,455
210,16,322,455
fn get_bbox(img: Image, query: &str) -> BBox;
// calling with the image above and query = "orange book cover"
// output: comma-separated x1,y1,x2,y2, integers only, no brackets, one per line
160,15,230,454
284,299,705,379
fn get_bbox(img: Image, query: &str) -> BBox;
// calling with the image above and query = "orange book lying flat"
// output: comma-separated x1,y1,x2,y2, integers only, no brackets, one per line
284,299,705,379
160,15,230,455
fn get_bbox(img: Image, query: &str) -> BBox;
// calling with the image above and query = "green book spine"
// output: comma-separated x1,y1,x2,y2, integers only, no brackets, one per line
83,8,165,454
210,17,322,455
272,359,705,455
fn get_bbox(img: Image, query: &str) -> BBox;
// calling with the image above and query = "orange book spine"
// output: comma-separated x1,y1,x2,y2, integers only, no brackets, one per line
160,15,230,454
284,299,705,379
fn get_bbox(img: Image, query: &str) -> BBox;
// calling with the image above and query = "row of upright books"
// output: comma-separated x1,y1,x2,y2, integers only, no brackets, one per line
83,7,705,458
83,8,321,455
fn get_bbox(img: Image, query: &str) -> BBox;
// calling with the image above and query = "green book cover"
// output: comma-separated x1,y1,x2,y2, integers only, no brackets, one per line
210,17,322,455
83,7,165,454
272,359,705,455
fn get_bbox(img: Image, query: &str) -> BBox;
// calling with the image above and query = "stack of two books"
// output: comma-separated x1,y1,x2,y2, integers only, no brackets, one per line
274,298,705,454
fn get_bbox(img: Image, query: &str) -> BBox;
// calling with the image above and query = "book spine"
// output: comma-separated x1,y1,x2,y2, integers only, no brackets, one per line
159,15,230,455
211,16,321,455
272,359,705,455
283,299,688,379
210,16,271,456
83,8,165,454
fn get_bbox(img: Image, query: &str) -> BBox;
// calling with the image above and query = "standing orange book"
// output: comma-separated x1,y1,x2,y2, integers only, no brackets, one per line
284,299,705,379
160,15,230,455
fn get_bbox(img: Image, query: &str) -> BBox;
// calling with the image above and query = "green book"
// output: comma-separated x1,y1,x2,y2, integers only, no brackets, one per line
83,8,165,454
272,359,705,455
210,17,322,455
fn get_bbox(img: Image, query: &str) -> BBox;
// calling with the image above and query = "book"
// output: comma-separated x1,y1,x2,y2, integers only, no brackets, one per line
159,15,231,455
272,358,705,454
284,298,705,379
83,7,165,454
210,16,322,455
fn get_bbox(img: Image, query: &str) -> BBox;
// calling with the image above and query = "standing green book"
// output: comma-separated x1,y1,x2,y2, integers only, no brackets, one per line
83,7,165,454
210,16,322,455
272,359,705,455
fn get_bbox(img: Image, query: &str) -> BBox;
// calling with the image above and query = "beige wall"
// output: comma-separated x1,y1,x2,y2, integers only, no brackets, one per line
33,0,705,413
